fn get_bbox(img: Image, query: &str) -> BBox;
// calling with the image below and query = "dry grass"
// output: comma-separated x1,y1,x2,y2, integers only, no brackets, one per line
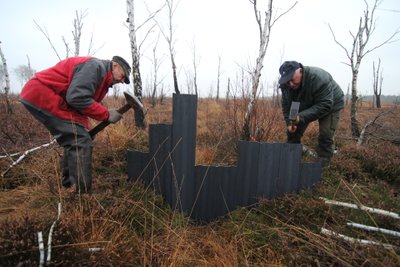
0,95,399,266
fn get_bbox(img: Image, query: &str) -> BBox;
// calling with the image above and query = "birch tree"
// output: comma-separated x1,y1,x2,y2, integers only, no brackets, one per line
0,41,13,114
191,40,200,96
72,10,87,57
126,0,146,128
150,35,165,107
34,10,102,60
160,0,180,95
329,0,399,137
126,1,164,125
241,0,296,140
372,58,383,108
216,55,222,101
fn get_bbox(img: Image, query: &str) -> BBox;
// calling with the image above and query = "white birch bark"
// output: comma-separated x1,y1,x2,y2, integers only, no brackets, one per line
0,41,13,113
347,222,400,238
321,228,394,250
126,0,145,127
320,197,400,219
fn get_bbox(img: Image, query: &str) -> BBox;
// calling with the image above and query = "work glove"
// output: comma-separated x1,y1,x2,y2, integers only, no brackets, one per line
107,109,123,123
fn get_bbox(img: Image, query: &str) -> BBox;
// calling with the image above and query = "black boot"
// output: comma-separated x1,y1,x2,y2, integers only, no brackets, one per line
68,146,93,194
319,157,331,168
61,147,74,188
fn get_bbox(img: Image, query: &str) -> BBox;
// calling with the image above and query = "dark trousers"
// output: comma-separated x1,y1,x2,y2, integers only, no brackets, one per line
287,111,340,158
22,103,93,193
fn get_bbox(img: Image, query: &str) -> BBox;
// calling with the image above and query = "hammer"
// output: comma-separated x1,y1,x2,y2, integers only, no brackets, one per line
288,101,300,132
89,91,143,139
289,101,300,125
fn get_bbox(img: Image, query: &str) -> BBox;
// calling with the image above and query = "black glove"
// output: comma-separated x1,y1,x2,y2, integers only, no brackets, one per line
107,109,122,123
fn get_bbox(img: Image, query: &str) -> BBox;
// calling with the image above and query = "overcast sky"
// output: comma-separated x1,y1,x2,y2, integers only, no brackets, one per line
1,0,399,97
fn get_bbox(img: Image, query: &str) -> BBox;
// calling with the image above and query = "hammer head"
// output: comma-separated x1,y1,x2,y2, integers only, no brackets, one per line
289,101,300,121
124,91,143,111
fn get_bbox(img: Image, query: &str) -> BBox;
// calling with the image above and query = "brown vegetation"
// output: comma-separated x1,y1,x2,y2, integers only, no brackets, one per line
0,95,399,266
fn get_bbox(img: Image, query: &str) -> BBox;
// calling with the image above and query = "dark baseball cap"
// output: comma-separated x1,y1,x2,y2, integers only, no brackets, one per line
278,61,300,85
112,56,131,84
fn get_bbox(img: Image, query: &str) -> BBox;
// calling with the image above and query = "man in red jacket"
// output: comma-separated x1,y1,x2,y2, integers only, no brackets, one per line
19,55,131,194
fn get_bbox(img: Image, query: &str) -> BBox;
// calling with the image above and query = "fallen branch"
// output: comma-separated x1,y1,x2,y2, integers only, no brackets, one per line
357,119,374,146
319,197,400,220
321,227,395,250
369,132,400,145
47,203,62,262
357,109,395,146
347,222,400,238
38,231,45,267
0,151,21,159
1,139,56,178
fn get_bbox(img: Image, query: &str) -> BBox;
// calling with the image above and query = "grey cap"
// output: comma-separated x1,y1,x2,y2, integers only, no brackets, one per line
278,61,300,85
112,56,131,84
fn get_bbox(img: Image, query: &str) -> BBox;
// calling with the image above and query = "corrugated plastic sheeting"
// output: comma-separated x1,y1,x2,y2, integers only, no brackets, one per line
171,95,197,212
193,165,237,222
127,94,322,223
149,124,172,200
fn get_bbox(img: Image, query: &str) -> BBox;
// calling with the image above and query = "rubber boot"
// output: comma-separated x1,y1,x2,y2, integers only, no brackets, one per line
319,157,331,168
61,147,72,188
68,146,93,194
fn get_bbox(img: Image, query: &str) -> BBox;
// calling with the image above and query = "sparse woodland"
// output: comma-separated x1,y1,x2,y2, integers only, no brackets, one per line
1,0,400,265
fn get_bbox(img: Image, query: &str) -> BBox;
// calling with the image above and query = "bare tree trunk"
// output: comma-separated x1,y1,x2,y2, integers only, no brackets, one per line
0,41,13,114
373,58,383,109
151,45,158,107
150,34,164,107
350,73,360,137
159,85,165,105
216,55,222,101
191,41,199,96
226,77,231,101
271,79,281,108
372,94,375,108
184,68,193,94
26,55,34,78
376,88,382,108
127,0,145,128
241,0,296,140
72,10,87,56
165,0,180,95
242,0,273,141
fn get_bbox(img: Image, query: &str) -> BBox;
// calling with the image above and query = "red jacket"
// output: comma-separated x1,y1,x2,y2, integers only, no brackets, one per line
20,56,113,129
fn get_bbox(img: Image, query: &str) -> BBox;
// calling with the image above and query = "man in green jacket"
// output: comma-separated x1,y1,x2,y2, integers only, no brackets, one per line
278,61,344,167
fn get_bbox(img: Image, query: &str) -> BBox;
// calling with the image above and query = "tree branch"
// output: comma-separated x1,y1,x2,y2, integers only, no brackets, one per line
33,20,62,61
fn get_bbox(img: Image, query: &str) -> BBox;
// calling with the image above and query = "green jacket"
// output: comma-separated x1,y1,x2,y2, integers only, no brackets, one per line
280,65,344,125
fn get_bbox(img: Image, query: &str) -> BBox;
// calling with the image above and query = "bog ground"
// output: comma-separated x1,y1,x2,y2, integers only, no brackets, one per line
0,95,399,266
